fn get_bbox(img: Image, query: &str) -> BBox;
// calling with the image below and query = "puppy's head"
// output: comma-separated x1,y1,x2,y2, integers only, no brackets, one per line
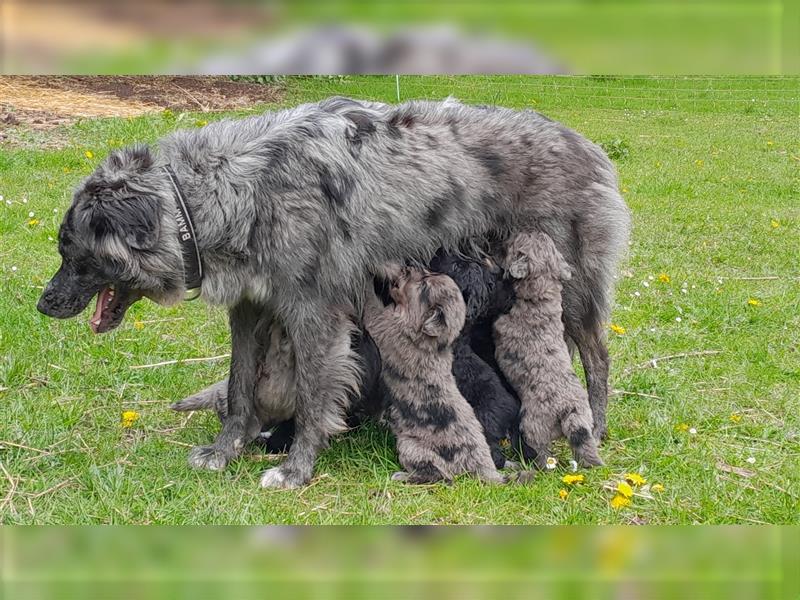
504,232,571,283
428,251,500,323
37,145,185,333
389,267,466,348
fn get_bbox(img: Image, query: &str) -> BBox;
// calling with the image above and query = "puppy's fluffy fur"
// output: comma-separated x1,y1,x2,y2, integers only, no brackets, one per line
494,232,603,469
427,251,521,468
366,267,503,484
172,314,384,458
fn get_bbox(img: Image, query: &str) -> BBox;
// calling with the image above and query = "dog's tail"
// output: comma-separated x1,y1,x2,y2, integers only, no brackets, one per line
561,411,604,467
170,379,228,413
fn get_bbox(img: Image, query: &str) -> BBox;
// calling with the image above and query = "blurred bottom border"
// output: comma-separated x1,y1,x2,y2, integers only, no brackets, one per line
1,525,797,599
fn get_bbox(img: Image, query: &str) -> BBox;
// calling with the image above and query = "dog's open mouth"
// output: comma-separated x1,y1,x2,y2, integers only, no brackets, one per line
89,286,142,334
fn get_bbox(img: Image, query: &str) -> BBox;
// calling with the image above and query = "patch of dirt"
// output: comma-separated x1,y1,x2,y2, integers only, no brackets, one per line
0,76,283,136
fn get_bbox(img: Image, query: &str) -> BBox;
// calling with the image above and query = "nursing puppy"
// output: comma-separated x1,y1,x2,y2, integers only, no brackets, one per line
366,267,504,484
494,232,603,469
171,317,384,457
37,97,628,487
427,251,521,468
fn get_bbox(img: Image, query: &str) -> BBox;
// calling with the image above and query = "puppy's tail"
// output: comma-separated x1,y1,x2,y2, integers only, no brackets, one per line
561,411,604,467
170,379,228,413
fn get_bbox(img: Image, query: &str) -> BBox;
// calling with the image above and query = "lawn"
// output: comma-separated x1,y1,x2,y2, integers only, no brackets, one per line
0,76,798,524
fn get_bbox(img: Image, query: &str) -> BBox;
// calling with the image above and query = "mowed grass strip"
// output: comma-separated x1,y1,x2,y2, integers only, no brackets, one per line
0,76,798,524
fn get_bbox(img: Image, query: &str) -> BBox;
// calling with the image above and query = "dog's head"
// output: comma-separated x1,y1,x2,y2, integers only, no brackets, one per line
504,231,571,283
388,267,466,348
428,250,507,323
37,145,185,333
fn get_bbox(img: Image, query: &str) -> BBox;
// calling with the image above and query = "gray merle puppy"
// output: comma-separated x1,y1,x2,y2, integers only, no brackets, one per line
494,232,603,469
37,96,627,488
365,266,504,484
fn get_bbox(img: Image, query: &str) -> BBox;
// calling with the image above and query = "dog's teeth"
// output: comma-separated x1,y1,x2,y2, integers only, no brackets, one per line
108,289,115,297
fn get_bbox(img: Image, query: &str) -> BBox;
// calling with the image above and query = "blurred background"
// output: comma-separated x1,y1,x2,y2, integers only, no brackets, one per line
1,0,797,75
2,526,797,598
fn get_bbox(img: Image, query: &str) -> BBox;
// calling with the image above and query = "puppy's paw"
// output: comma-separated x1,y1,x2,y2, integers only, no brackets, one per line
259,466,308,489
188,445,230,471
390,471,410,482
502,460,521,471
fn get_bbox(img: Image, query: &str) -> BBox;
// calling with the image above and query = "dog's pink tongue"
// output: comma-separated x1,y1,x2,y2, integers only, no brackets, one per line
90,288,111,333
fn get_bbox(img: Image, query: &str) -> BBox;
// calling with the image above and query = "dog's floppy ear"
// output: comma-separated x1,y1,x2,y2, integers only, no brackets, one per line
507,253,530,280
421,305,446,337
89,194,162,250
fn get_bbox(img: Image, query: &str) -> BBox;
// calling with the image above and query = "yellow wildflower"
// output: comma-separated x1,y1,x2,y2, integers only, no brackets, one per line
27,218,40,226
610,494,631,509
84,150,94,159
196,119,209,127
651,483,665,493
770,219,780,228
622,187,629,194
767,141,774,146
747,298,762,307
610,324,626,335
657,273,670,283
729,413,742,423
133,321,145,331
62,167,71,174
616,481,634,498
121,410,139,428
676,423,689,432
694,159,704,167
559,489,569,500
562,474,585,485
625,473,646,487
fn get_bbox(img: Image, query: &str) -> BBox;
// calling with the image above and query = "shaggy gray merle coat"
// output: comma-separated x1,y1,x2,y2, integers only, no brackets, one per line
37,96,629,488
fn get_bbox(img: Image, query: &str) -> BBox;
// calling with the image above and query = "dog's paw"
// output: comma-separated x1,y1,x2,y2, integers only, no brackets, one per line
502,460,521,471
593,424,609,443
188,445,230,471
259,466,308,489
390,471,410,482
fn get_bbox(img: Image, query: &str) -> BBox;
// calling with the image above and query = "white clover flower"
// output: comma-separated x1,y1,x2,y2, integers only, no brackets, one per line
688,427,697,434
675,317,682,322
545,456,557,470
11,266,18,272
28,211,35,218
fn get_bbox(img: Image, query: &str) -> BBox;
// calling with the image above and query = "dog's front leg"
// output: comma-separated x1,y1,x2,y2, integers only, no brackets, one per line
259,305,349,489
188,299,264,471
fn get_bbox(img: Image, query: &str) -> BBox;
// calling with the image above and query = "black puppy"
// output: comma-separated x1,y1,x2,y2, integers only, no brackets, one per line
428,251,522,469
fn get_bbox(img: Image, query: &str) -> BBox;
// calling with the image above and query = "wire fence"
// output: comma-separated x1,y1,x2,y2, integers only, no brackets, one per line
286,75,799,117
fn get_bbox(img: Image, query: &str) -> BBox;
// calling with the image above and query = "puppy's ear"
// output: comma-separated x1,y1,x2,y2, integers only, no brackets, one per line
421,305,446,337
507,254,530,280
89,194,162,250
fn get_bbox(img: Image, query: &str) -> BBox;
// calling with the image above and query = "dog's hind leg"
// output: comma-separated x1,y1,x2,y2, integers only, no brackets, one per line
260,306,357,489
569,319,611,441
188,300,264,471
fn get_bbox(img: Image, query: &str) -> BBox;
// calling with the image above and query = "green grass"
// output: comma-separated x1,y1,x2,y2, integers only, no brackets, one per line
0,76,798,524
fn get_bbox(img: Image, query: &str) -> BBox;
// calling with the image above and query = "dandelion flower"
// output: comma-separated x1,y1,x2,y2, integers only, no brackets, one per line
610,494,631,509
196,120,209,127
676,423,689,432
622,187,629,193
658,273,670,283
610,324,626,335
545,456,557,470
770,219,780,228
748,298,762,307
559,489,569,500
121,410,139,428
767,141,774,146
616,481,634,498
85,150,94,159
651,483,665,493
27,218,39,226
729,413,742,423
562,474,585,485
625,473,646,487
133,321,145,331
695,159,704,167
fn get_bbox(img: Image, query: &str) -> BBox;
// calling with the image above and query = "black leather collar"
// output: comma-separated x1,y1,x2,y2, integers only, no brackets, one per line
162,165,203,299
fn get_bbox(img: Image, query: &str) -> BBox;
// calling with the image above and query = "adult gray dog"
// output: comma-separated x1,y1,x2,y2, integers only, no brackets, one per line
37,96,630,488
